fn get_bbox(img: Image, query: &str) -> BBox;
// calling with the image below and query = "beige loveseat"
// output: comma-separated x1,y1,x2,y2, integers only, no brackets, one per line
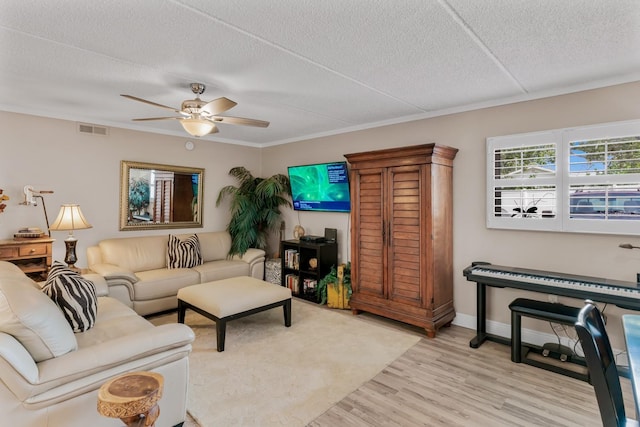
87,231,266,316
0,261,195,427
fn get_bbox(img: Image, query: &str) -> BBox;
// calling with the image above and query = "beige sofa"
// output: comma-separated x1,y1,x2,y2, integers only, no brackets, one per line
87,231,266,316
0,261,195,427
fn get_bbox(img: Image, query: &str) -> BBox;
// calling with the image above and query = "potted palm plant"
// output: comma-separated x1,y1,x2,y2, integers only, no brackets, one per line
216,166,291,257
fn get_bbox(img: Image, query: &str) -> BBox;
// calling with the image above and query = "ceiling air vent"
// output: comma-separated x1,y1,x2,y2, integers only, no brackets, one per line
77,123,108,136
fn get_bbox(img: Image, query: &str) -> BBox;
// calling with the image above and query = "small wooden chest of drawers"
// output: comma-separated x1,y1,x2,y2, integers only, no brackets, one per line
0,237,54,280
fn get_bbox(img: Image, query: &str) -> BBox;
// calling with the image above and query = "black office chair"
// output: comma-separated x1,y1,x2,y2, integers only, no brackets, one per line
575,301,639,427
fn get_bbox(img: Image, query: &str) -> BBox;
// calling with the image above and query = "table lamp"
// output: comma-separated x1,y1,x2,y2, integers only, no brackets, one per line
49,204,92,268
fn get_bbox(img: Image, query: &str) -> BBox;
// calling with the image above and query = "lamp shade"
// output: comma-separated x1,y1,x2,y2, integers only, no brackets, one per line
180,118,218,137
49,204,92,232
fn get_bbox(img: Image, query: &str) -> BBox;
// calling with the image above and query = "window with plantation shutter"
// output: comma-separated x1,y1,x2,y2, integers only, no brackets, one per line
487,119,640,235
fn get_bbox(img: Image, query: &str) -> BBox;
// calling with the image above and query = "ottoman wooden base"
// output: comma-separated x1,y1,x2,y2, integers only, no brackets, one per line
177,276,292,352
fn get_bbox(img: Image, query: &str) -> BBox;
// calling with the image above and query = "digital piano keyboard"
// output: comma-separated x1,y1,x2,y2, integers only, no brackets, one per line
463,262,640,348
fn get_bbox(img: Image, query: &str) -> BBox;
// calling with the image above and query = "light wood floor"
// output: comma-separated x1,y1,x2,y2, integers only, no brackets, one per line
183,309,636,427
309,320,635,427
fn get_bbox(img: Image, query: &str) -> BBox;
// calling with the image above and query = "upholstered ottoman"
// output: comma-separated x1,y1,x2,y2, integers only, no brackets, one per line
177,276,292,351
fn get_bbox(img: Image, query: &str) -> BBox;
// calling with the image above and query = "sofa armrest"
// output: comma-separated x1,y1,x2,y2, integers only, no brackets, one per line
81,273,109,297
40,323,194,379
233,248,266,265
5,324,195,401
88,263,138,284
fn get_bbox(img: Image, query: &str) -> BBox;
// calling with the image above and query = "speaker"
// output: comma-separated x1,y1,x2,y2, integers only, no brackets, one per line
324,228,337,243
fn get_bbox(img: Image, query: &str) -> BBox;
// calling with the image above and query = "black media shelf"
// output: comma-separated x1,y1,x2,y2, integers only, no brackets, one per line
280,239,338,302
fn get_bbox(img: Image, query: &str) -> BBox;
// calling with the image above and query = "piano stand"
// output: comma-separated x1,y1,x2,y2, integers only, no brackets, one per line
464,262,636,379
470,282,512,349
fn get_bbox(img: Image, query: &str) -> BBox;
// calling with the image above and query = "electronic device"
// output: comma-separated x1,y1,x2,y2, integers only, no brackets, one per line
287,161,351,213
324,227,337,242
463,262,640,350
300,235,326,243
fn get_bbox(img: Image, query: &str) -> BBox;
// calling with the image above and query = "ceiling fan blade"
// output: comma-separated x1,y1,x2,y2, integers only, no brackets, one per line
200,97,237,115
121,94,183,114
132,117,182,121
212,116,270,127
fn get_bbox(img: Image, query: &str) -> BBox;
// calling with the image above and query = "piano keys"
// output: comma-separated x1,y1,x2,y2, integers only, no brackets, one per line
463,262,640,349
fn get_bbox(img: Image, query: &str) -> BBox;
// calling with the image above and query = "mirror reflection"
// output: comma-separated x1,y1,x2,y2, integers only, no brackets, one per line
120,161,204,230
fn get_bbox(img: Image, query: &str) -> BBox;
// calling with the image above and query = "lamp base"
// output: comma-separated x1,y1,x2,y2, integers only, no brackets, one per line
64,239,78,269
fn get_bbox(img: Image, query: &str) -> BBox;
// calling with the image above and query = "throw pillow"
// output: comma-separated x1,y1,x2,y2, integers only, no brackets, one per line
167,234,203,269
42,261,98,333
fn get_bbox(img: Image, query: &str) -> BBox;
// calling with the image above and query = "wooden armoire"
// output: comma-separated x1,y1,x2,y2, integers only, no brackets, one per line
344,143,458,338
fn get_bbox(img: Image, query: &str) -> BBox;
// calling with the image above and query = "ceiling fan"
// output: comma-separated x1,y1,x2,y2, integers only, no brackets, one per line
121,83,269,137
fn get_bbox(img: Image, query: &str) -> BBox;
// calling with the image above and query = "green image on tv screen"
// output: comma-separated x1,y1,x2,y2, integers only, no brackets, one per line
287,162,351,212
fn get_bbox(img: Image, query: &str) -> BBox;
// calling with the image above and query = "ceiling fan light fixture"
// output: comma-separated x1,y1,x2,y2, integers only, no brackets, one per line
180,118,217,137
123,84,267,135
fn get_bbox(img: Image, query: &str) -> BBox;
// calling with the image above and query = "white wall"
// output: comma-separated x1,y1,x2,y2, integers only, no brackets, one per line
263,81,640,349
0,111,262,267
3,82,640,348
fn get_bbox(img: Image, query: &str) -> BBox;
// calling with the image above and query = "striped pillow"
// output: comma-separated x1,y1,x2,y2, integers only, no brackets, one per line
167,234,203,269
42,261,98,333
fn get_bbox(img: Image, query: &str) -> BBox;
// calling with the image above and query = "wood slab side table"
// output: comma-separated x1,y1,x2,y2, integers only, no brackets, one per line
97,371,164,427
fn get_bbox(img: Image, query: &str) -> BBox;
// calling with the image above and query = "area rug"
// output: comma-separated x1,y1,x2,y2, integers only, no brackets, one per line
150,299,420,427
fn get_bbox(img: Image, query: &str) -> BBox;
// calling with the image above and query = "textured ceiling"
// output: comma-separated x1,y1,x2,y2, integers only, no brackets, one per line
1,0,639,146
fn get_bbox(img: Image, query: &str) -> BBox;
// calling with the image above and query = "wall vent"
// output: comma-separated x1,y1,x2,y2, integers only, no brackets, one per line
77,123,108,136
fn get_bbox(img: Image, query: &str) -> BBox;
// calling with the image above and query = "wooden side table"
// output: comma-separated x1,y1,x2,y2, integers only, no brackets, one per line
97,371,164,427
0,237,54,280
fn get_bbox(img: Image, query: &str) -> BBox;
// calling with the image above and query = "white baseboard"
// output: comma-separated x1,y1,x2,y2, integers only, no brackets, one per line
451,312,629,367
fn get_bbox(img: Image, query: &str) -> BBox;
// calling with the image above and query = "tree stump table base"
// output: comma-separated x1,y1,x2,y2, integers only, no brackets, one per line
97,371,164,427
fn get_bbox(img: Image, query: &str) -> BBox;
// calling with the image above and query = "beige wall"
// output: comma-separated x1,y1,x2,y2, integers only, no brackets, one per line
0,111,262,267
2,81,640,348
263,81,640,349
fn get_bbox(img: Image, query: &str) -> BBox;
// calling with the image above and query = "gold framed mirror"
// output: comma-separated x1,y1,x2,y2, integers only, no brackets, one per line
120,160,204,231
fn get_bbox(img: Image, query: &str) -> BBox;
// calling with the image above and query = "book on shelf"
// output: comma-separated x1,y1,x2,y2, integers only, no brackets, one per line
284,249,299,269
285,273,299,295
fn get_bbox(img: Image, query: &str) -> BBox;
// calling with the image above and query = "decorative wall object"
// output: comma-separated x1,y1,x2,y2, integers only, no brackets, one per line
120,161,204,231
0,189,8,213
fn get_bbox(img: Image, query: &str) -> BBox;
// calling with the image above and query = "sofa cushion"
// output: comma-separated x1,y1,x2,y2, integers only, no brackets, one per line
193,260,251,283
196,231,232,262
134,268,201,301
99,235,169,272
167,234,202,269
0,277,77,362
42,262,98,332
0,261,40,286
75,297,153,348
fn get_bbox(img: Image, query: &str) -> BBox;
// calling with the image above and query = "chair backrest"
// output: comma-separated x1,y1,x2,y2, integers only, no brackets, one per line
575,301,626,427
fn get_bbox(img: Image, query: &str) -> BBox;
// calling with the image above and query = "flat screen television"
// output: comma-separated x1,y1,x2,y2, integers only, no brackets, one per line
287,161,351,212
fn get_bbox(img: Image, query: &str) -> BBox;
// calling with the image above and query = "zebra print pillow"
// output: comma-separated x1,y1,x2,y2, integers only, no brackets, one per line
42,261,98,332
167,234,203,269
